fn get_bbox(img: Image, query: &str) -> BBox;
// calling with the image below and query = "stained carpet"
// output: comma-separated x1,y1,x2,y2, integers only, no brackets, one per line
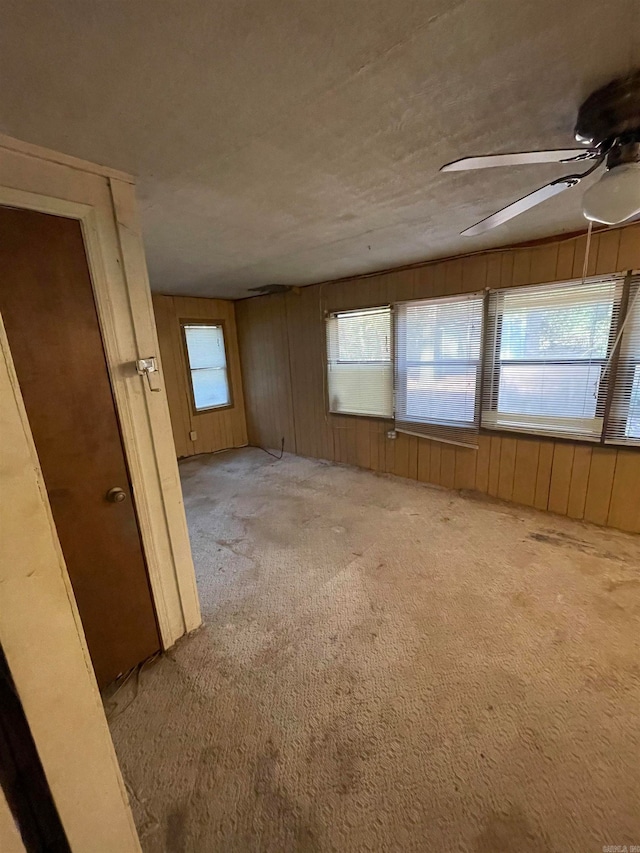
108,448,640,852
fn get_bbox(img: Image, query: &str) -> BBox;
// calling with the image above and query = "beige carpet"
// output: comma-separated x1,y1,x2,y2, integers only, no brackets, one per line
108,448,640,852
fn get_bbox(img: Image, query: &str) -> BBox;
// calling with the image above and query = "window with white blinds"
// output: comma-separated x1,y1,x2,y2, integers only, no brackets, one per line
605,276,640,446
395,293,484,447
326,306,393,417
182,322,231,411
482,277,623,441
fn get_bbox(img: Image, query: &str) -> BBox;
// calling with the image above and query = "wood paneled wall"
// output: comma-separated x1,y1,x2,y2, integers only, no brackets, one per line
236,224,640,533
153,294,247,458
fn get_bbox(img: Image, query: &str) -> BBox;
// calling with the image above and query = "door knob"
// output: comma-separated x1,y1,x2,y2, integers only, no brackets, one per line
106,487,127,503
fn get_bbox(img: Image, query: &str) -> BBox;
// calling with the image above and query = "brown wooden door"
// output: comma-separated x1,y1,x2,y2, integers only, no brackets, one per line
0,206,160,688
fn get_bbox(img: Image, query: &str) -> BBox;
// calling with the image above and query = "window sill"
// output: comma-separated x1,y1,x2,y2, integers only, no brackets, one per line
328,410,393,422
192,403,234,416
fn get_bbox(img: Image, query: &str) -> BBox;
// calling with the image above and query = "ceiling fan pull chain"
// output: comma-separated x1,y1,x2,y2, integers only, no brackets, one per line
581,220,594,285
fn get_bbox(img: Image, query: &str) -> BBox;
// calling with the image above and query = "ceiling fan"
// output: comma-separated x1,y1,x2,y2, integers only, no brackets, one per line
440,70,640,236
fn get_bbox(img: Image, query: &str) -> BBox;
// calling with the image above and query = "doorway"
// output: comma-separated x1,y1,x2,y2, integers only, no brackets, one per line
0,205,160,688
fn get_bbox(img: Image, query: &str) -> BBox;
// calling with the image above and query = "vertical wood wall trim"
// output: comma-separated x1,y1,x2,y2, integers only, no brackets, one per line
283,292,299,455
236,224,640,534
152,294,248,458
108,181,201,643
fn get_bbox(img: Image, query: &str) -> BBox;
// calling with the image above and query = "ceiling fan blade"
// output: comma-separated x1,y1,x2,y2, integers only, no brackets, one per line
461,177,580,237
441,149,596,172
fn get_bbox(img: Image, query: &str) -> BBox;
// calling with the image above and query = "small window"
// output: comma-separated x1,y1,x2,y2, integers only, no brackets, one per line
606,277,640,446
182,322,231,412
326,306,393,417
395,293,484,447
482,277,623,441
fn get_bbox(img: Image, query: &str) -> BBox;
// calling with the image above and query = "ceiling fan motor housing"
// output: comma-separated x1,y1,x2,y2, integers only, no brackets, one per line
606,139,640,169
574,70,640,147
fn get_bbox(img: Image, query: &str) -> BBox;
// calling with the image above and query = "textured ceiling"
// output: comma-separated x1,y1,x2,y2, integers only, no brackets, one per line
1,0,639,299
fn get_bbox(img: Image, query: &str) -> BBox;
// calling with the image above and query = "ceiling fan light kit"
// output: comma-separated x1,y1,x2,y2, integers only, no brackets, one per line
441,70,640,235
582,160,640,225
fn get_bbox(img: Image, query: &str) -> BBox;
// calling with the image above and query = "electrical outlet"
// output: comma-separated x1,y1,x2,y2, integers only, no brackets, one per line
386,430,397,439
189,430,197,441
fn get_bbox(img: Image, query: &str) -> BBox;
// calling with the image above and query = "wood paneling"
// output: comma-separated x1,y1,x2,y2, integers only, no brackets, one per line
512,439,539,508
583,449,616,526
236,223,640,533
235,292,295,455
567,446,592,520
608,451,640,532
487,437,501,498
153,294,247,458
548,444,575,516
533,442,554,511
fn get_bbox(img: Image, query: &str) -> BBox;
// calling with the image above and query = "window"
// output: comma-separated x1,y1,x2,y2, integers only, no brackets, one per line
482,277,623,441
395,293,484,447
606,277,640,446
326,307,393,417
182,322,231,412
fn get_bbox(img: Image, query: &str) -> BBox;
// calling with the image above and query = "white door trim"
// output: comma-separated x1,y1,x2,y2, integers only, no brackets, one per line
0,135,200,850
1,312,142,852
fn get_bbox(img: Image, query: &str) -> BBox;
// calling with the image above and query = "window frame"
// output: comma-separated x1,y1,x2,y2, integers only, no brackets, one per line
179,318,234,416
604,276,640,446
325,304,394,419
394,292,486,447
624,360,640,441
481,276,626,444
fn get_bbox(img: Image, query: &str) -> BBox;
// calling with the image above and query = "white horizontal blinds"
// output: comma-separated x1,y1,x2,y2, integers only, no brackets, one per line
482,277,623,441
326,306,393,417
605,275,640,446
395,293,484,447
184,324,230,410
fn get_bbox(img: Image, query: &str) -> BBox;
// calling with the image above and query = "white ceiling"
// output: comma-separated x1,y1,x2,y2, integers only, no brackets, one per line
1,0,639,299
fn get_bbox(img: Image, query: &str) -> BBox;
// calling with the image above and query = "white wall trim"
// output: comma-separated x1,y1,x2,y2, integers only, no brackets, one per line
0,134,201,850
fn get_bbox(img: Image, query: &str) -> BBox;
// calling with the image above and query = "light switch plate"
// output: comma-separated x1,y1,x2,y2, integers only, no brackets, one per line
189,430,197,441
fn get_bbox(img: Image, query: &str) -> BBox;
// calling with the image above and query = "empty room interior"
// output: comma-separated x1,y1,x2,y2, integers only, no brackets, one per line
1,2,640,851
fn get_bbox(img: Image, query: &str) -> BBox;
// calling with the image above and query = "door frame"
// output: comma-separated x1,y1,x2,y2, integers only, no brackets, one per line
0,132,201,648
0,133,201,850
